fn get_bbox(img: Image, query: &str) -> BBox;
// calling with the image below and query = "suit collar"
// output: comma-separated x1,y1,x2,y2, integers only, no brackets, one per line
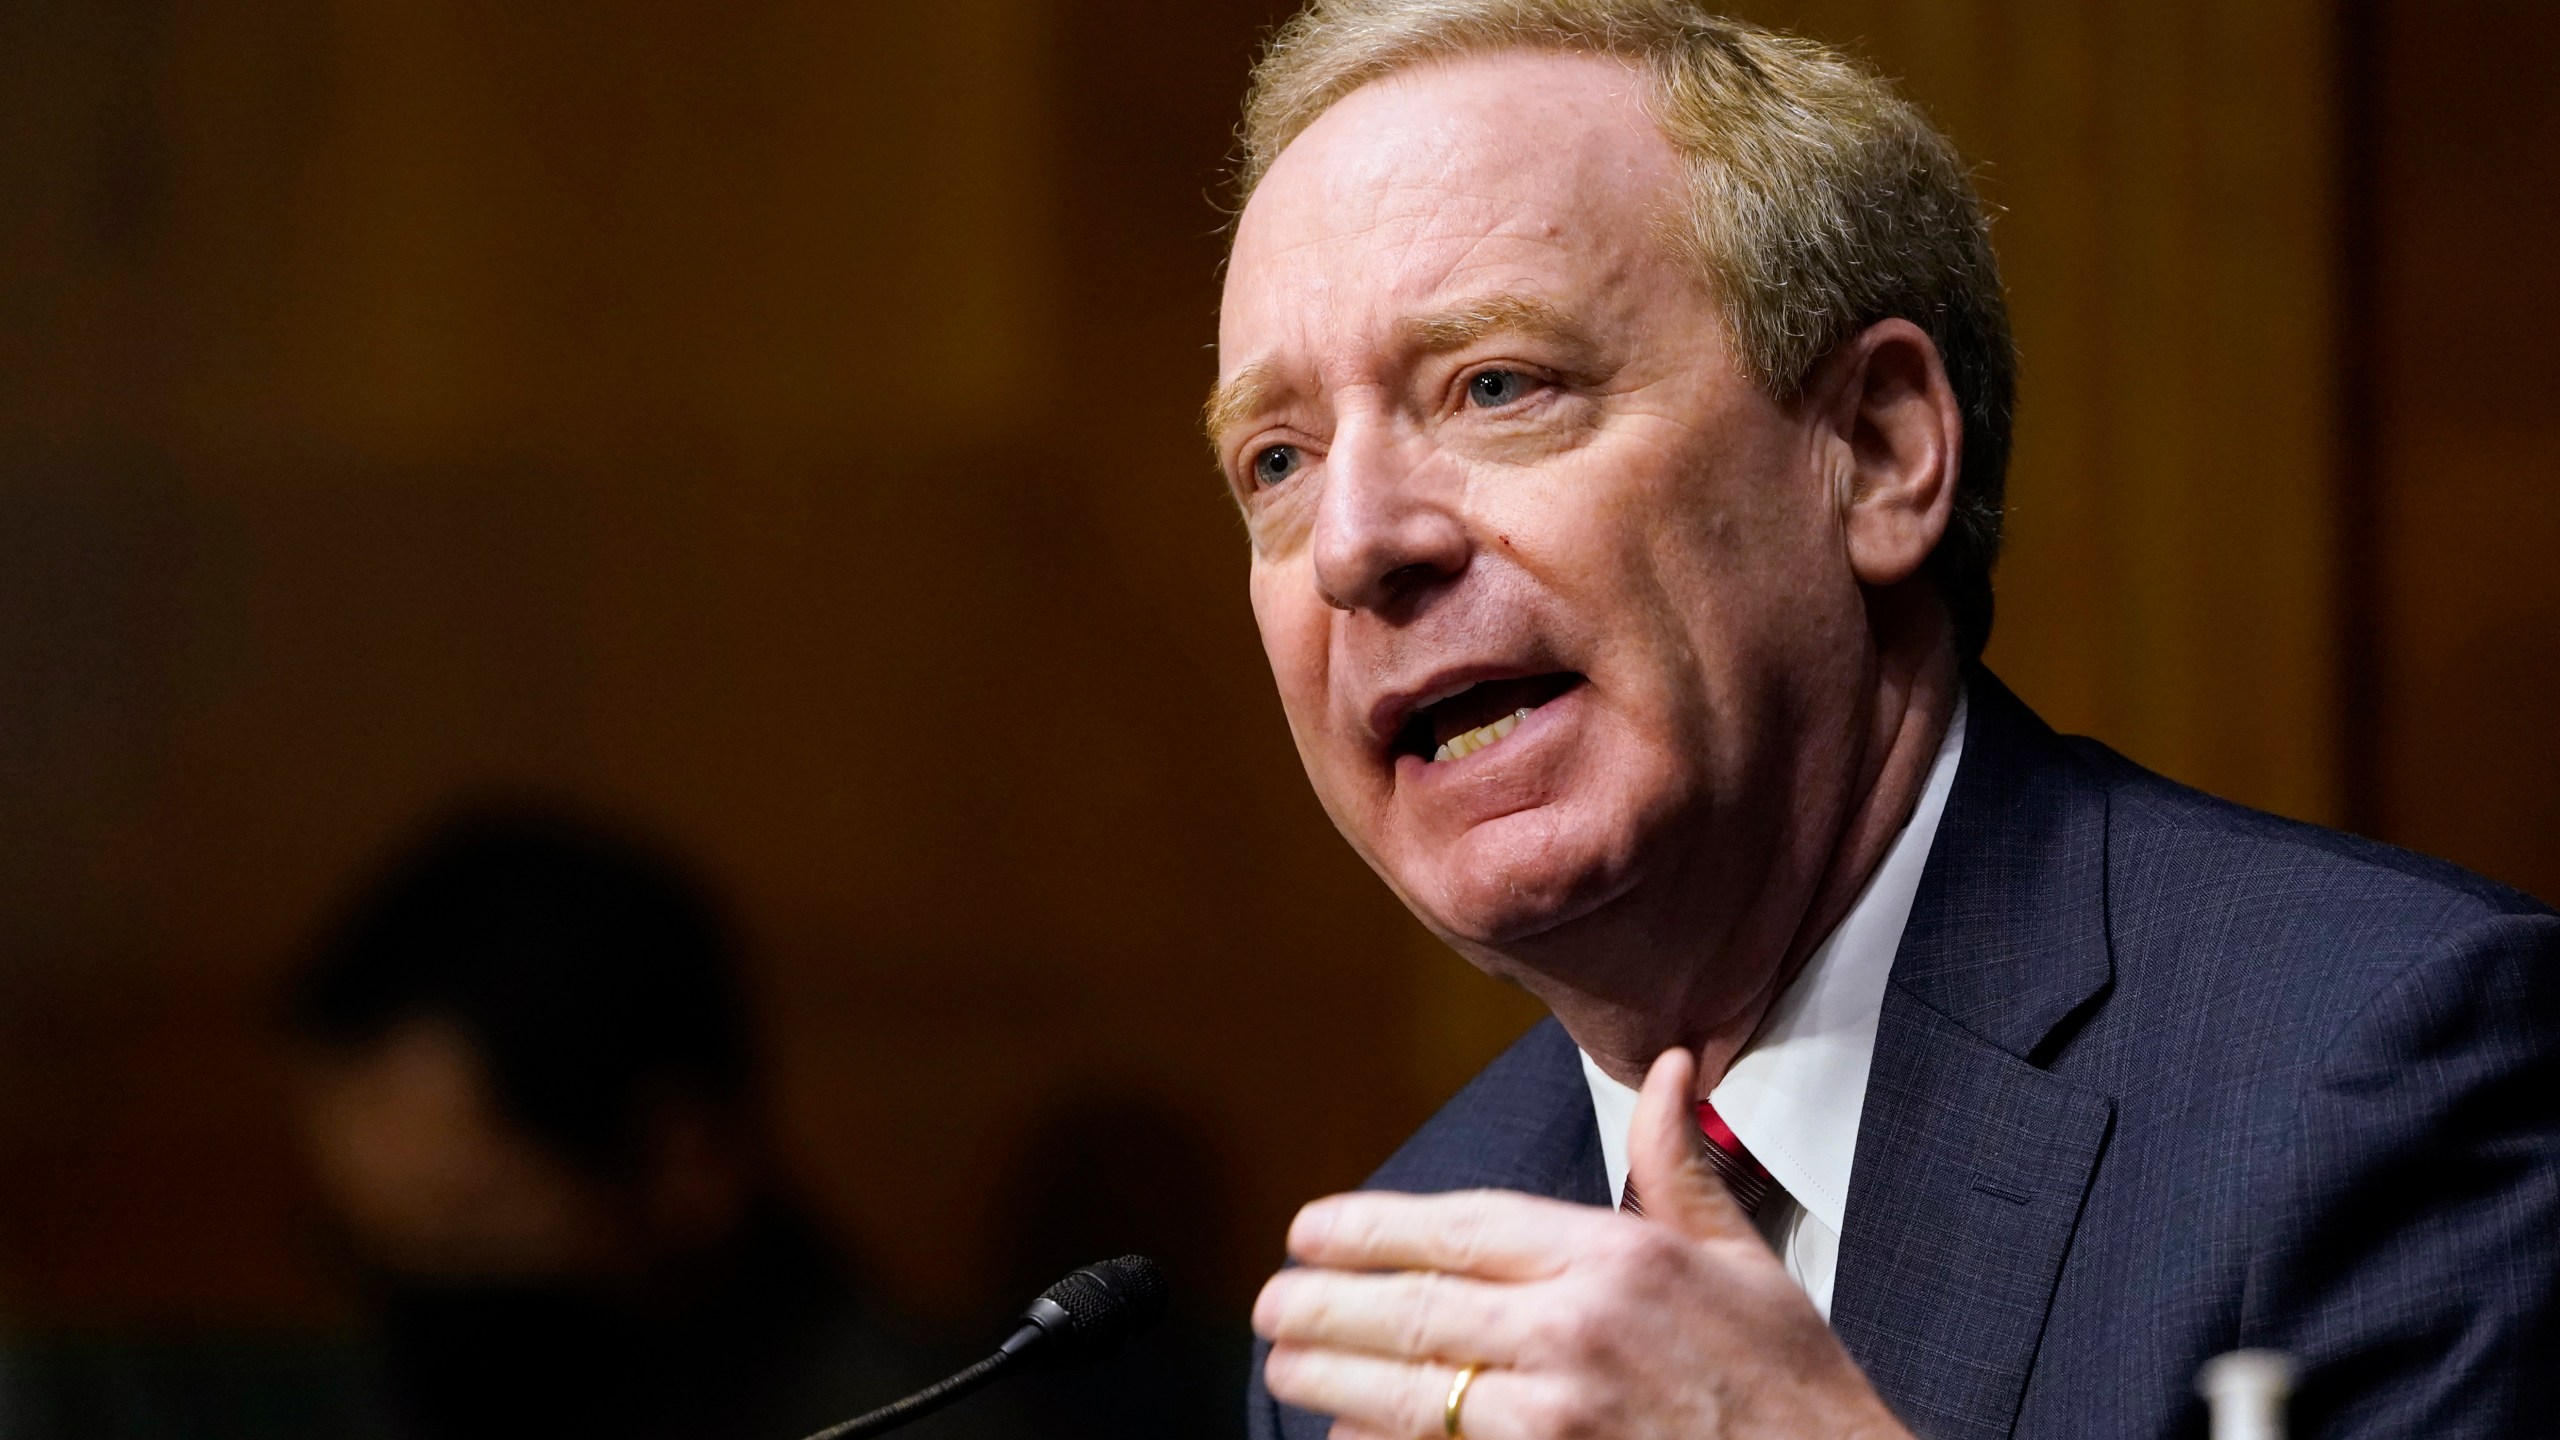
1828,668,2121,1439
1706,689,1972,1243
1887,668,2116,1060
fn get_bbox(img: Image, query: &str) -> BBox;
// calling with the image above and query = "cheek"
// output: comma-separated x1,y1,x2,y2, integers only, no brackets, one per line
1477,460,1704,689
1629,433,1850,660
1249,564,1333,725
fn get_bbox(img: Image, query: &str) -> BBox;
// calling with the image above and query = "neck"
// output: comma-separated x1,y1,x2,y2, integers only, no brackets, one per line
1550,600,1962,1090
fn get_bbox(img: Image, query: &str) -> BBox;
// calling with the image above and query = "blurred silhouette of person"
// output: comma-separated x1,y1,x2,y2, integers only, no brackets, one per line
286,803,958,1440
982,1095,1252,1439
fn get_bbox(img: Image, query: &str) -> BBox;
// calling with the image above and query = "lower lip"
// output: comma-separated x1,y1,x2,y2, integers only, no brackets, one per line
1390,683,1582,788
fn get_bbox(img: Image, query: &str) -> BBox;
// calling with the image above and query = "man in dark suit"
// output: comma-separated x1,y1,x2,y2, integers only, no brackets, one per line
1200,3,2558,1436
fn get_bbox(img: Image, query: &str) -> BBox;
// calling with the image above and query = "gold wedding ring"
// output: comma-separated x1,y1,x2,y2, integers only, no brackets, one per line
1443,1362,1483,1439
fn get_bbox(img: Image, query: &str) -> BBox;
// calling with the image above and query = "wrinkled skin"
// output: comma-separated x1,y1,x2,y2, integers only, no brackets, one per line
1213,48,1963,1440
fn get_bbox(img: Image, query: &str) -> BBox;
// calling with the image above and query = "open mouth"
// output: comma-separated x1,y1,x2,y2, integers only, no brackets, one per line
1394,673,1585,764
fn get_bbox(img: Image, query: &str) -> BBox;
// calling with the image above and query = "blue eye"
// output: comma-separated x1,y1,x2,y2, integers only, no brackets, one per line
1251,445,1302,488
1468,369,1530,408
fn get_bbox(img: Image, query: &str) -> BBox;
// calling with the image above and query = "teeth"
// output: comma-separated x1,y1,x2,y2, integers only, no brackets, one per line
1431,707,1533,763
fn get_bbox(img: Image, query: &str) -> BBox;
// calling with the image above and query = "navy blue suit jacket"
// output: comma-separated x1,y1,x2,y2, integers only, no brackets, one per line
1249,672,2559,1438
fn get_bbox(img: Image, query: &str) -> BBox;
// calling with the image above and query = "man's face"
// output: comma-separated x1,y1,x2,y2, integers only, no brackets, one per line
1213,51,1871,962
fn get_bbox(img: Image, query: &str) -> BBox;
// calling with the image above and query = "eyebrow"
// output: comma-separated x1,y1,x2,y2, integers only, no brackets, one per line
1202,360,1282,445
1398,293,1593,355
1201,292,1596,443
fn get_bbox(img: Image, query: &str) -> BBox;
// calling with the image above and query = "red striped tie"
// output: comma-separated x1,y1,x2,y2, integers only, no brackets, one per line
1618,1100,1775,1220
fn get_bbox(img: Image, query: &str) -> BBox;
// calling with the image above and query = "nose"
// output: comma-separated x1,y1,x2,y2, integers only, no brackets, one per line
1309,417,1471,613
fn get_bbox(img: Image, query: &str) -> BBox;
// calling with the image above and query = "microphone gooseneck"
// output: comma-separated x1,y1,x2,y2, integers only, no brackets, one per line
795,1255,1170,1440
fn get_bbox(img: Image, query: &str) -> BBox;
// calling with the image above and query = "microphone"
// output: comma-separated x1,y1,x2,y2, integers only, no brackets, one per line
795,1255,1170,1440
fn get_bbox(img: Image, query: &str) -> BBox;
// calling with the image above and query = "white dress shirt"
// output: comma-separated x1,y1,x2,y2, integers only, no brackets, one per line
1580,695,1967,1320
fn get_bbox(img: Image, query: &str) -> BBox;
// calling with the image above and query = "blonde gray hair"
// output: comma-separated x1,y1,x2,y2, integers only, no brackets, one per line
1237,0,2015,657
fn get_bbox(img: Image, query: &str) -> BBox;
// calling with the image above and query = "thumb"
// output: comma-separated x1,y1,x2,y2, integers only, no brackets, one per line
1627,1046,1756,1243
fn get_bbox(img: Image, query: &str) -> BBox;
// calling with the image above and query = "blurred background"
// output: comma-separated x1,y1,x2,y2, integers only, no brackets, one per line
0,0,2552,1434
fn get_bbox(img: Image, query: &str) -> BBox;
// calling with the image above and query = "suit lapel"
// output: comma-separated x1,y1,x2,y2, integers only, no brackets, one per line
1367,1017,1612,1207
1830,673,2118,1439
1460,1019,1611,1207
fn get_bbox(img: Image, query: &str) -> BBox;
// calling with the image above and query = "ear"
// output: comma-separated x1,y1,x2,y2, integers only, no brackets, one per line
1807,318,1963,588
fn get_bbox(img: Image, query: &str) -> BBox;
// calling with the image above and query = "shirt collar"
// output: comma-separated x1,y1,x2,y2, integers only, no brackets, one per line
1580,694,1969,1232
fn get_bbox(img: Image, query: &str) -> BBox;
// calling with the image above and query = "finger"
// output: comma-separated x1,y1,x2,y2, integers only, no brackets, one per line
1268,1345,1522,1440
1254,1265,1530,1365
1265,1344,1449,1437
1627,1046,1756,1243
1287,1188,1608,1278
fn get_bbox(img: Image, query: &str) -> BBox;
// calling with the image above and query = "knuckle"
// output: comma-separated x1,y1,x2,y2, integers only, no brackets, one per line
1274,1275,1328,1338
1394,1370,1441,1437
1397,1271,1441,1356
1512,1376,1587,1440
1548,1377,1618,1440
1323,1203,1374,1254
1303,1277,1344,1329
1516,1290,1570,1360
1555,1298,1619,1362
1443,1199,1487,1269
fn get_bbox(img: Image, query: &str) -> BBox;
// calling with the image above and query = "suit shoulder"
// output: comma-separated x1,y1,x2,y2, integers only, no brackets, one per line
2068,735,2551,930
2058,735,2557,1072
1364,1016,1603,1203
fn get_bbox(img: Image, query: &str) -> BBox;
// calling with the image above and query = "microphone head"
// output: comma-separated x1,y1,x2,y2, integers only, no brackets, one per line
1008,1255,1169,1369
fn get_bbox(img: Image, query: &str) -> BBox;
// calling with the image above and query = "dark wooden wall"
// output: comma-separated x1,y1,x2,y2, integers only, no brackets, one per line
0,0,2549,1329
2354,0,2560,904
1737,0,2348,828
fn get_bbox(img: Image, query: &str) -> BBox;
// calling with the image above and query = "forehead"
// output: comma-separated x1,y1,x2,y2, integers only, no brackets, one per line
1219,49,1686,374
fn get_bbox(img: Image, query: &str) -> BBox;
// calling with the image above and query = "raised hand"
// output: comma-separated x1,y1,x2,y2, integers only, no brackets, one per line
1253,1048,1914,1440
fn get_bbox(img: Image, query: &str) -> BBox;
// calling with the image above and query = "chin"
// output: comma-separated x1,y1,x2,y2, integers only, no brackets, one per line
1400,805,1644,950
